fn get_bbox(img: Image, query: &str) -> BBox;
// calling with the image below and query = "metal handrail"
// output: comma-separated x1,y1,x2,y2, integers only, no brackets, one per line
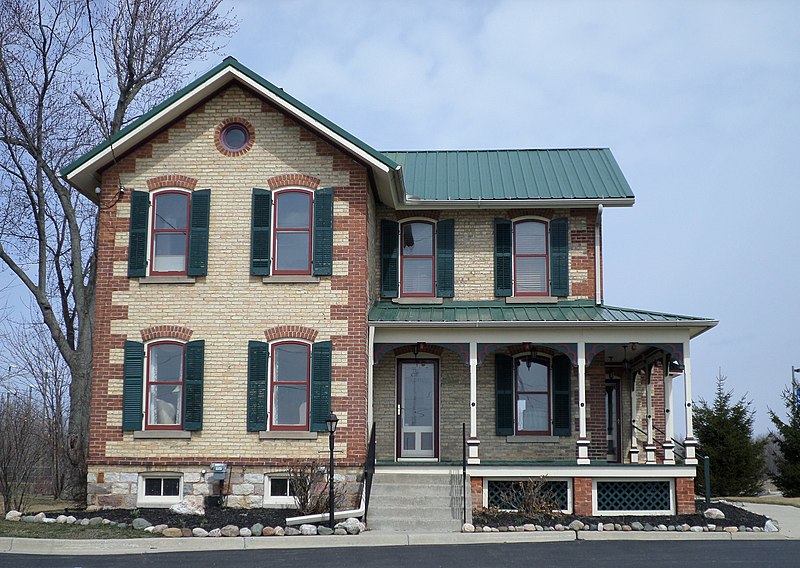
363,422,376,522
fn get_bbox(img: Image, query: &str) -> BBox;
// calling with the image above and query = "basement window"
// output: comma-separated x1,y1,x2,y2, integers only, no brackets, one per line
137,473,183,507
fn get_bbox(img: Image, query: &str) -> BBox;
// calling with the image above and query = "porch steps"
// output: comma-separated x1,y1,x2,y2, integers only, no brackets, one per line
367,471,465,532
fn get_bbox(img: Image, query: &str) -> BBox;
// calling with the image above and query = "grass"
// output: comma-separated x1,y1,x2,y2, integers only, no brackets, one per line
1,496,79,515
0,519,159,539
723,496,800,509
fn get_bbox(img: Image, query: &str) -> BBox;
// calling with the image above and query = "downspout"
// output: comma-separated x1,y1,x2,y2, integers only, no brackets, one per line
595,204,603,305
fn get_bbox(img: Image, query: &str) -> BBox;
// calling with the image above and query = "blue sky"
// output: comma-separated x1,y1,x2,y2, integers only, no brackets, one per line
3,0,799,434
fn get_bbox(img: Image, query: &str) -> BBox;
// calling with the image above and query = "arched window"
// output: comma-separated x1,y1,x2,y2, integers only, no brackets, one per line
400,221,435,296
273,190,313,274
146,341,185,429
150,191,190,275
513,220,548,295
270,341,311,430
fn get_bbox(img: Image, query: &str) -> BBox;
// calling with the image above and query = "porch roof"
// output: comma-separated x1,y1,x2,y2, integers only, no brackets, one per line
369,300,717,333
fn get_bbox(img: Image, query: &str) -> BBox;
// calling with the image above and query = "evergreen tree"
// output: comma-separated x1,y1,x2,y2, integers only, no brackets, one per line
694,372,765,496
769,379,800,496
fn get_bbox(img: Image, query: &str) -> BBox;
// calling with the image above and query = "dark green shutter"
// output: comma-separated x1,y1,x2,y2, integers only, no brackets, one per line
552,355,572,436
380,220,399,298
550,217,569,297
312,187,334,276
127,191,150,277
183,340,204,431
310,340,332,432
247,341,269,432
122,341,144,431
495,353,514,436
250,189,272,276
494,218,513,297
435,219,455,298
188,189,211,276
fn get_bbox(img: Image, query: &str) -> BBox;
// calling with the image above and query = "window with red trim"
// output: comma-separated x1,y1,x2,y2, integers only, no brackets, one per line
270,341,310,430
273,190,312,274
513,220,549,296
515,357,551,435
146,341,185,429
150,191,190,275
400,221,435,296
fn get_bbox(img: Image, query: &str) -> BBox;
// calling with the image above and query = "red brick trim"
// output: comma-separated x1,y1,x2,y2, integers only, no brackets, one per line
267,174,320,190
395,210,441,221
214,117,255,157
573,477,593,516
471,476,483,512
264,325,319,342
393,344,444,357
675,477,695,514
140,325,193,342
146,175,198,191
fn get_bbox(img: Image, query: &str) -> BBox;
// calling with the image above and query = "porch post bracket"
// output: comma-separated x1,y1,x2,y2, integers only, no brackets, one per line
477,343,513,365
539,343,578,366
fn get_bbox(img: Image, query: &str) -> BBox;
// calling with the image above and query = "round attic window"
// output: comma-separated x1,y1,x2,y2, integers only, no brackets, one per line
220,123,250,152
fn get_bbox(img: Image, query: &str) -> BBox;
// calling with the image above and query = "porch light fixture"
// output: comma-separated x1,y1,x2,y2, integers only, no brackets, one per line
326,413,339,529
412,342,426,357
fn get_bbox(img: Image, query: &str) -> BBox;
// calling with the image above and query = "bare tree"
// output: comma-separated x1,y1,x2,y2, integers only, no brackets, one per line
0,0,236,502
0,389,47,512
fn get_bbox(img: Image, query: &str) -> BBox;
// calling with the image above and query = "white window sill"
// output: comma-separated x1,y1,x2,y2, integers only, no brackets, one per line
133,430,192,439
138,276,196,285
391,297,444,305
506,435,560,443
258,431,318,440
262,275,320,284
505,296,559,304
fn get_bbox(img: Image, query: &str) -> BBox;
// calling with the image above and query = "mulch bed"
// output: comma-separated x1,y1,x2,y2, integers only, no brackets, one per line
473,501,768,529
45,505,301,530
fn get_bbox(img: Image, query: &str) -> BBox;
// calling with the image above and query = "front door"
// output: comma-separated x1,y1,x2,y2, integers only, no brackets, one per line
397,359,438,458
605,380,621,462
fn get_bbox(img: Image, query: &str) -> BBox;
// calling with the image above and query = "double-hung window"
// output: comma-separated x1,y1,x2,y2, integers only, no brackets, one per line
273,190,313,274
146,342,185,429
379,218,455,299
270,341,310,430
150,192,190,275
515,357,550,435
513,220,548,296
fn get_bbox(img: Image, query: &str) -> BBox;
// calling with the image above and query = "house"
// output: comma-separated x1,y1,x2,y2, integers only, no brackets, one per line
62,57,716,523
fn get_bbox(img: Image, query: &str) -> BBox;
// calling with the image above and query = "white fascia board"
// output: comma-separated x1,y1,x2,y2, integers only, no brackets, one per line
369,319,718,330
468,465,696,478
397,197,635,209
65,67,394,194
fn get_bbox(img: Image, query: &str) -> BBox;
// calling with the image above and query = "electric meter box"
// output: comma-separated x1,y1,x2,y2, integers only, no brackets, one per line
210,463,228,481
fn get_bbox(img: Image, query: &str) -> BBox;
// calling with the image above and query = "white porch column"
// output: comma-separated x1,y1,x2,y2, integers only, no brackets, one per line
467,341,480,464
644,366,657,464
367,326,375,431
576,341,590,465
629,371,640,464
663,357,676,464
683,340,698,465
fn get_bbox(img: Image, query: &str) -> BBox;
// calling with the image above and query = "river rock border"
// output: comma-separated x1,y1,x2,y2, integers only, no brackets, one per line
3,510,366,537
462,518,780,533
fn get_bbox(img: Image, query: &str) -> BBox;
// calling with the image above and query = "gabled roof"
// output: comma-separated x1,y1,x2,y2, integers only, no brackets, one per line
383,149,634,204
61,57,402,205
369,300,717,336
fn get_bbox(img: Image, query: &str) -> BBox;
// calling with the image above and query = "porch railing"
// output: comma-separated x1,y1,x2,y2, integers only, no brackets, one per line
632,422,711,505
363,422,376,523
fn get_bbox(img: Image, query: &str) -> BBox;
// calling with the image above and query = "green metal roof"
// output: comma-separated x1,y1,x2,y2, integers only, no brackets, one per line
61,57,398,178
382,149,634,201
369,300,713,325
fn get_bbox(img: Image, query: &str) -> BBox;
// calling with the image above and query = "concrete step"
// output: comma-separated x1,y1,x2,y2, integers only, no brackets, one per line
372,473,460,486
369,503,460,516
367,517,464,532
370,484,463,498
367,494,458,508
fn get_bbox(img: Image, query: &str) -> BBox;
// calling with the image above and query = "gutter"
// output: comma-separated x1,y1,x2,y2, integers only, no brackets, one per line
595,204,603,305
368,319,719,330
399,197,635,209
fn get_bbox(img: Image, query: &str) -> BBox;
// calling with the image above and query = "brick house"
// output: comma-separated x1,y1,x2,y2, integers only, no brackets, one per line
62,58,715,522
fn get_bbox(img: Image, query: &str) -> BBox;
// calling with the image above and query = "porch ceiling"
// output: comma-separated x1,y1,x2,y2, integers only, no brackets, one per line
369,300,716,337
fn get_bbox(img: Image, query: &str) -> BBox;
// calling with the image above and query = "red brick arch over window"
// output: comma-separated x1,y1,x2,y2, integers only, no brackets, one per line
264,325,318,343
393,344,443,357
140,325,194,343
146,175,198,191
267,174,320,190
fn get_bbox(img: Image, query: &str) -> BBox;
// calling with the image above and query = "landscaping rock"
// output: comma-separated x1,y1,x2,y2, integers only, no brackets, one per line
5,511,22,521
335,517,365,535
707,524,716,531
284,527,301,536
88,516,104,526
568,520,584,531
170,497,205,516
80,518,90,526
522,523,535,531
765,520,779,532
554,524,565,531
724,526,738,533
274,526,285,536
498,526,508,532
33,512,46,523
482,526,492,533
208,528,222,537
704,507,725,520
262,526,275,536
334,528,347,535
181,528,193,537
66,516,76,524
318,526,334,535
300,524,317,535
251,523,264,536
631,522,644,531
221,525,240,537
117,523,127,529
690,526,703,532
43,518,57,524
152,524,168,534
162,528,183,537
132,518,152,530
621,525,631,531
193,528,209,537
144,526,155,533
462,523,475,533
643,523,654,532
239,528,252,537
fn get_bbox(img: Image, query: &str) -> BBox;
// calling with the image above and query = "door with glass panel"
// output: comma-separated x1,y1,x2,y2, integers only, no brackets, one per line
605,380,621,462
397,360,438,458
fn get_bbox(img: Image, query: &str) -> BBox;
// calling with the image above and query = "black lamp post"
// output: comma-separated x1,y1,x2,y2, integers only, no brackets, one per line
326,412,339,529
